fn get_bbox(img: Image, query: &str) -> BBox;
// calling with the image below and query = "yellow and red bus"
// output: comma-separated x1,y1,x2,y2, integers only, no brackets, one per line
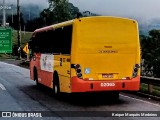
29,16,141,98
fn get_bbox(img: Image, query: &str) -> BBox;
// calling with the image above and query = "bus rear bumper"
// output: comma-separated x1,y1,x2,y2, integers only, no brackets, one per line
71,76,140,93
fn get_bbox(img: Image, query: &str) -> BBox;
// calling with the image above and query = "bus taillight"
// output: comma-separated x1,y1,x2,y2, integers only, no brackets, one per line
132,64,140,78
75,64,83,79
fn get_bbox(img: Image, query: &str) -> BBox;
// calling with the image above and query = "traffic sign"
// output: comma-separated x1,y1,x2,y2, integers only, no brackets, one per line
0,27,12,53
23,43,29,54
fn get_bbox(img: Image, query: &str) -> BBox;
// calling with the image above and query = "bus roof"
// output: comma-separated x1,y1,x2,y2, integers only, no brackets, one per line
33,20,74,34
32,16,137,36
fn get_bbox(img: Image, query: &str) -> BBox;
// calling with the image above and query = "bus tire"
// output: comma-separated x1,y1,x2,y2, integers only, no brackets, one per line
53,72,60,98
34,67,40,86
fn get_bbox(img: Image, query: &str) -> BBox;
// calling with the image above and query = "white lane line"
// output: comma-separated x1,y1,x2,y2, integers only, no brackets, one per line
0,83,6,90
0,62,28,70
120,94,160,108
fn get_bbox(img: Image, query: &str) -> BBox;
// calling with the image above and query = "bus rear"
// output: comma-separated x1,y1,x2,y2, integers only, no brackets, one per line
71,17,140,92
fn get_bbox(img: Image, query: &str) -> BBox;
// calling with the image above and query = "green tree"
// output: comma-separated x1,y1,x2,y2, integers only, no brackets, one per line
7,13,25,30
39,0,80,26
25,0,80,31
141,30,160,77
48,0,72,23
68,3,80,18
26,18,44,31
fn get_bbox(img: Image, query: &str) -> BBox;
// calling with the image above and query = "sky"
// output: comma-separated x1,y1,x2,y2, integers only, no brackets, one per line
1,0,160,24
69,0,160,23
1,0,49,8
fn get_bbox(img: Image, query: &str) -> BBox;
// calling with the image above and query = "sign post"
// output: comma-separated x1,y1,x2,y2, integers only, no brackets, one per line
0,27,12,53
23,43,29,61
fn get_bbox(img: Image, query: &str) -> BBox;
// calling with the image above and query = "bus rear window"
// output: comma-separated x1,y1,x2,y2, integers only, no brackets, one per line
32,25,73,54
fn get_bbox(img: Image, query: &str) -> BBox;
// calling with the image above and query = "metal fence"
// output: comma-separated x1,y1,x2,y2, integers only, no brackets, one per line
140,76,160,94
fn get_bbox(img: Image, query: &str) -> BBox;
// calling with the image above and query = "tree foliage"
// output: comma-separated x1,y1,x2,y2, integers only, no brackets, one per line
7,13,25,30
141,30,160,77
25,0,79,31
39,0,79,26
7,0,79,32
25,18,44,31
48,0,71,21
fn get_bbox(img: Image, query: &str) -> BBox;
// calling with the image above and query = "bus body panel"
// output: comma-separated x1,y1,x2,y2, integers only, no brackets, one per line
53,55,71,93
30,54,53,88
71,17,140,82
30,54,71,93
71,76,140,92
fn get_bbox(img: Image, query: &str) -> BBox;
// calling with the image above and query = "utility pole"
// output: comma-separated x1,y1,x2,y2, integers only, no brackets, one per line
2,0,6,27
17,0,21,59
11,4,13,24
29,8,30,21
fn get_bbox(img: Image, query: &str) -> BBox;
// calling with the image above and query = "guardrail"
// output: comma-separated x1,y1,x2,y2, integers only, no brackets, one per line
140,76,160,86
140,76,160,94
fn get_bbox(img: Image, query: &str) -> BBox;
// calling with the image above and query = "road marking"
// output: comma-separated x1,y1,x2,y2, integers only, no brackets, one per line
0,83,6,90
120,94,160,108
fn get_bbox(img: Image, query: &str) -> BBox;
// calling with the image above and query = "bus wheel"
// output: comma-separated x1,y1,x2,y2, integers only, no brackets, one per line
53,72,60,97
34,67,40,87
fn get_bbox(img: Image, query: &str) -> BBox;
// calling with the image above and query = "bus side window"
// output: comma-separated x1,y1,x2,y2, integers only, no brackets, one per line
66,25,72,54
61,25,73,54
34,33,41,53
46,30,54,53
36,25,73,55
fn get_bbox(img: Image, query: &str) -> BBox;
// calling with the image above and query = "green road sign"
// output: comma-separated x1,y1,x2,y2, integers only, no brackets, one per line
0,27,12,53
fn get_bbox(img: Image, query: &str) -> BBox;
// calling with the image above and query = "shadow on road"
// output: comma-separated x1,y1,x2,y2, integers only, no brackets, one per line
27,84,127,107
59,93,125,107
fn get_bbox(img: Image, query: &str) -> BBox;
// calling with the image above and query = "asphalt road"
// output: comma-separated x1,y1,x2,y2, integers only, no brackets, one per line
0,61,160,120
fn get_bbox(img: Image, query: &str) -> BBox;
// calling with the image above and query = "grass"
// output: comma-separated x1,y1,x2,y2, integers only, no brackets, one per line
12,30,32,48
0,54,16,59
140,83,160,97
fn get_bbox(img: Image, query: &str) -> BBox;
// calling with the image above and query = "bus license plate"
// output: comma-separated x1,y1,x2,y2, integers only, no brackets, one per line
102,74,113,78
